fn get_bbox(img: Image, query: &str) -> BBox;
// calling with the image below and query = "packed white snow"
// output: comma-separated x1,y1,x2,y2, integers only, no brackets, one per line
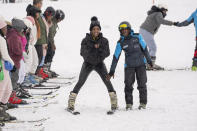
0,0,197,131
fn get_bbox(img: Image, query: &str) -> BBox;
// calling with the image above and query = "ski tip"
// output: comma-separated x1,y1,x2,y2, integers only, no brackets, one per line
73,112,80,115
66,108,80,115
0,122,5,127
107,111,115,115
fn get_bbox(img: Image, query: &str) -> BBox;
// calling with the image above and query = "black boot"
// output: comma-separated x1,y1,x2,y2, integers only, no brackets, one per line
0,104,16,122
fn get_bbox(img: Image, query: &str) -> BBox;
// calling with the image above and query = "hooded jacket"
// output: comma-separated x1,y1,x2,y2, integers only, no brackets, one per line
177,9,197,37
109,31,152,75
48,17,58,44
140,6,174,35
6,28,23,69
0,35,14,66
80,33,110,65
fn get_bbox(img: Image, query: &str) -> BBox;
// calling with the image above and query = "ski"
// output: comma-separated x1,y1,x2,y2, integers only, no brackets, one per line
34,84,60,88
31,93,59,100
30,89,58,96
55,76,76,80
26,85,61,90
4,117,50,124
44,81,72,85
107,110,116,115
66,109,80,115
147,67,191,71
19,101,58,109
164,67,191,71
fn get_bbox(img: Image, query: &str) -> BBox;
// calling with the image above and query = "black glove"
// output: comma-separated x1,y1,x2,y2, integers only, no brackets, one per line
11,66,17,73
173,22,179,26
108,71,114,77
148,61,153,68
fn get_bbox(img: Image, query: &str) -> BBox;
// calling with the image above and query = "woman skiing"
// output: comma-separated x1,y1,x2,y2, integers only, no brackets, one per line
67,16,118,113
139,4,177,70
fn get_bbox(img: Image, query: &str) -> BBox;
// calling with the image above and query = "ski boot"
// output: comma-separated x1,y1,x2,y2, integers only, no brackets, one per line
138,103,146,110
6,103,18,109
27,74,40,85
126,104,133,111
109,92,118,111
67,92,77,111
192,58,197,71
147,56,164,70
9,91,28,105
15,85,32,98
0,104,16,122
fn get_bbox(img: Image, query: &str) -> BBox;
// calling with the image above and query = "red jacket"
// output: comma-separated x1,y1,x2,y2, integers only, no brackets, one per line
6,29,23,69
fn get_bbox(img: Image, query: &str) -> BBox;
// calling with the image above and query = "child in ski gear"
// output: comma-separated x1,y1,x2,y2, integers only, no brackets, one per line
23,17,40,85
107,21,152,110
45,9,65,78
175,9,197,71
139,4,177,70
67,16,118,112
6,18,26,90
6,19,31,99
35,6,55,79
0,16,17,122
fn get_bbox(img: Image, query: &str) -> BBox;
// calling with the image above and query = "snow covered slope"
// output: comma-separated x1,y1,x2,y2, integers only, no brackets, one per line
0,0,197,131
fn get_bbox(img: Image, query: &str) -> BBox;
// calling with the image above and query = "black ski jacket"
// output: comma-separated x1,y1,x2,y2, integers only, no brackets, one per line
80,33,110,65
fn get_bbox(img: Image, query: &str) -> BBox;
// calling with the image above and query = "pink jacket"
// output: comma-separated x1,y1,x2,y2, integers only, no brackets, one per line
6,29,23,69
19,35,27,60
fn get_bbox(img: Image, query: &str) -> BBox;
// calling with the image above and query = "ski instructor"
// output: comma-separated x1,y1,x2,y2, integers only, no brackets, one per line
106,21,152,110
175,9,197,71
67,16,118,113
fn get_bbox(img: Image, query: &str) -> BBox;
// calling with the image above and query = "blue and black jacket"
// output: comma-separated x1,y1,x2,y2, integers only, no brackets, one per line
177,9,197,37
109,31,152,76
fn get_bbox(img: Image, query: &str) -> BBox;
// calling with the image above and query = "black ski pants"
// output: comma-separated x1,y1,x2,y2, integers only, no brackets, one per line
73,62,115,94
45,42,55,64
35,44,43,66
124,65,147,105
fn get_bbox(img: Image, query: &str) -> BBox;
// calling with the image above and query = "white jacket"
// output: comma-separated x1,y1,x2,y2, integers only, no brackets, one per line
0,35,14,65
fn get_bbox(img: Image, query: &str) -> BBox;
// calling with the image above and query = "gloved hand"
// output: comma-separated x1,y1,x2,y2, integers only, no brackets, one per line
148,61,154,68
52,43,56,51
4,61,13,71
10,66,17,73
106,71,114,81
173,22,179,26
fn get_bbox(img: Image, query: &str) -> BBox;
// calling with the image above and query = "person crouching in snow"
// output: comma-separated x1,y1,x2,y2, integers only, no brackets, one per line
106,21,153,110
139,4,178,70
67,16,118,112
175,9,197,71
